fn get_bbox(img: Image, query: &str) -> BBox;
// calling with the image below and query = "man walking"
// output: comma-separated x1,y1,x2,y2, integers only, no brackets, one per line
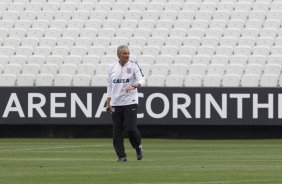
106,45,145,162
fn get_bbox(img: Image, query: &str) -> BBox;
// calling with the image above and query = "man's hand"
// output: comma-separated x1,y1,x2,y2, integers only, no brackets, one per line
125,85,135,93
106,97,111,114
106,105,111,114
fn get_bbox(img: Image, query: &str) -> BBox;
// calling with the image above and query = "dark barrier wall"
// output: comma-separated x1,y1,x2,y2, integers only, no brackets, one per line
0,87,282,125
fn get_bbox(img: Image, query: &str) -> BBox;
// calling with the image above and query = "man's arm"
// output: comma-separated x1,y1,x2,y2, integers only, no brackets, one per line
106,65,112,112
106,97,111,113
134,62,145,88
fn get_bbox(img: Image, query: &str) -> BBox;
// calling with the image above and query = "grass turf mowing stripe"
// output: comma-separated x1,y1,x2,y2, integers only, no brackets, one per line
1,139,282,184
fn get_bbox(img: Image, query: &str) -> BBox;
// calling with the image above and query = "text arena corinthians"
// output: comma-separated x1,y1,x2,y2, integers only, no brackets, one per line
2,92,282,119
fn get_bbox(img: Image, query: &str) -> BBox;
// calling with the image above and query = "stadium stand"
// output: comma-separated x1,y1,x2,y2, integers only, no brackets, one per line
0,0,282,87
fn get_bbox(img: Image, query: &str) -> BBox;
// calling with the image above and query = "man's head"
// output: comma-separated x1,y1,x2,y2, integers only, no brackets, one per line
117,45,130,65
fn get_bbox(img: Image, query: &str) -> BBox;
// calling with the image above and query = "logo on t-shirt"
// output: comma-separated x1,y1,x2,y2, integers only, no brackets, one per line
127,68,132,74
113,79,130,83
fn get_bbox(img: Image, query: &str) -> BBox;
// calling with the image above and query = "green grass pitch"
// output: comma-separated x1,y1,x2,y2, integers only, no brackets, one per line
1,138,282,184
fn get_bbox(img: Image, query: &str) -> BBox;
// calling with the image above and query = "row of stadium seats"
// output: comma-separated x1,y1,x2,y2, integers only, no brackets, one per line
1,9,281,23
1,53,282,65
0,62,281,76
0,73,281,87
1,1,281,12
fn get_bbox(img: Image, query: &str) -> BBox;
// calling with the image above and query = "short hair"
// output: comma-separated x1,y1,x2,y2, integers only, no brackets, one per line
117,45,129,55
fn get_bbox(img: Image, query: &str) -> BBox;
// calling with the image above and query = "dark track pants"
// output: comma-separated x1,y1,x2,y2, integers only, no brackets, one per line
111,104,141,158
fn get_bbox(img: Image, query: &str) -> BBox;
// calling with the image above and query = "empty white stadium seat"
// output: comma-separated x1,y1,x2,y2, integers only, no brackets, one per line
0,74,17,86
0,46,15,57
27,28,44,38
64,55,82,65
216,45,233,57
91,75,107,86
209,20,226,30
146,75,166,87
59,64,77,75
21,37,39,48
174,55,192,66
22,64,40,75
35,74,54,86
165,36,182,47
70,46,88,57
3,37,21,48
0,55,9,65
95,64,110,75
169,64,188,76
111,37,129,46
225,64,244,76
46,55,64,65
207,64,225,76
263,64,281,76
43,2,60,12
211,55,229,65
241,74,260,87
73,74,91,86
253,46,271,56
125,10,142,21
39,37,57,48
54,74,73,86
68,19,85,29
245,64,263,75
267,55,282,66
102,19,120,30
82,55,100,65
100,55,118,64
0,20,13,30
193,55,210,65
203,74,221,87
129,37,146,47
219,36,237,47
9,55,27,66
34,46,52,58
179,45,197,57
142,45,160,57
76,37,93,48
188,64,207,77
184,74,202,87
77,63,95,75
260,74,279,87
248,55,266,65
174,19,191,29
165,74,184,87
234,45,252,57
40,64,58,76
150,64,169,76
155,55,174,65
52,46,69,57
88,46,106,57
238,36,256,47
3,64,21,75
17,74,35,86
37,10,55,22
222,74,241,87
160,45,178,57
229,55,248,65
137,55,155,65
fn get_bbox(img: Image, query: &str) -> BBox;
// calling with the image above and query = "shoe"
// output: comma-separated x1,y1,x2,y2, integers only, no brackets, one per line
117,157,127,162
136,145,143,160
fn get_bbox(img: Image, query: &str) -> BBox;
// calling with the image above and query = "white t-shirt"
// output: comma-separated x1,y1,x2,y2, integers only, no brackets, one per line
107,60,145,106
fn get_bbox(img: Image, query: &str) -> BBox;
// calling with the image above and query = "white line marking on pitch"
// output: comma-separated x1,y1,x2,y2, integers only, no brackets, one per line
137,178,282,184
0,145,101,153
